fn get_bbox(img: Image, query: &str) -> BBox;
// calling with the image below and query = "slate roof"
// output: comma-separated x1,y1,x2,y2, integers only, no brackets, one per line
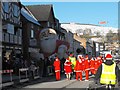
21,6,40,26
26,5,55,21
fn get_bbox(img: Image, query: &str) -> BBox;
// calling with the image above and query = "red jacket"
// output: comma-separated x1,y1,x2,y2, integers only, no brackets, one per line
84,59,90,71
97,59,102,68
90,59,95,70
81,58,85,71
53,58,60,72
64,61,72,74
94,59,99,70
74,60,83,72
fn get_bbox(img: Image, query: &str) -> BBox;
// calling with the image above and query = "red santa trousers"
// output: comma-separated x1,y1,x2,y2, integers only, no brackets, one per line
55,71,60,80
85,70,89,80
76,72,82,80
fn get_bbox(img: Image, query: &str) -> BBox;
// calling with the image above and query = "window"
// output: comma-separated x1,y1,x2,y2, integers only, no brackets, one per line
3,2,9,13
13,5,19,17
47,22,50,27
7,24,14,34
15,28,22,37
31,30,34,38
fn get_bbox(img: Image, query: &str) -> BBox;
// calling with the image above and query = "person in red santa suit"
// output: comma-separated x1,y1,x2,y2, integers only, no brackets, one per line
84,55,90,81
53,55,61,81
64,57,72,80
81,56,85,74
74,56,83,81
94,57,99,74
97,56,102,68
90,57,95,75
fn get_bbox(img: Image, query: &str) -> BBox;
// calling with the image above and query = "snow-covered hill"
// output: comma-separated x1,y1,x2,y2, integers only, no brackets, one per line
61,23,118,36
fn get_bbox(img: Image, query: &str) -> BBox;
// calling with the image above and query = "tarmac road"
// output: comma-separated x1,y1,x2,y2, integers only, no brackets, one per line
3,74,120,90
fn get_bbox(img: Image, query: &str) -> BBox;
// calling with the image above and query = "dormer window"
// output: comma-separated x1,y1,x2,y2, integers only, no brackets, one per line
3,2,9,13
13,4,19,17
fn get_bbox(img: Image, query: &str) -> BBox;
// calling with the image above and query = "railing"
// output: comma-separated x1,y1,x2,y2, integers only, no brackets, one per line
1,69,14,87
33,67,39,79
2,32,22,45
19,68,29,83
1,66,41,88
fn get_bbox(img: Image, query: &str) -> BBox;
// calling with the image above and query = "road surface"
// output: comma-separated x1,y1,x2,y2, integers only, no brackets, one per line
21,75,96,89
4,75,120,90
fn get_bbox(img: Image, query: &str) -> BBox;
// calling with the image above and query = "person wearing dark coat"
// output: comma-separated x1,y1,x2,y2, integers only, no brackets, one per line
94,54,120,88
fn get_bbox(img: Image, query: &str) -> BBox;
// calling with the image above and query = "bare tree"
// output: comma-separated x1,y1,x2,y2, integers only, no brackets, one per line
106,30,114,44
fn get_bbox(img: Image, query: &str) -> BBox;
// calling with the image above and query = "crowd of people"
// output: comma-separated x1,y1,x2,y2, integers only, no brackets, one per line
53,52,120,88
53,53,103,81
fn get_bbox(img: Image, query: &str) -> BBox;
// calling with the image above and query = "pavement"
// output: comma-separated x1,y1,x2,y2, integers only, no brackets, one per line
2,73,120,90
2,74,95,89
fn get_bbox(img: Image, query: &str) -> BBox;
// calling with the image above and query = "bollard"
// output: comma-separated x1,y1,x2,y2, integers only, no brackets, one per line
47,66,54,76
19,68,29,83
33,67,40,79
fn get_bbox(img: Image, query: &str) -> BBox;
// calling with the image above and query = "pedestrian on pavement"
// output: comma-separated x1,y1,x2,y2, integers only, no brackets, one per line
69,52,76,78
74,56,83,81
64,57,72,80
84,55,90,81
53,55,61,81
94,54,120,89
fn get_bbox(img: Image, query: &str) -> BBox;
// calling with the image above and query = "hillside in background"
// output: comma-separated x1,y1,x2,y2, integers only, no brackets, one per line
61,23,118,36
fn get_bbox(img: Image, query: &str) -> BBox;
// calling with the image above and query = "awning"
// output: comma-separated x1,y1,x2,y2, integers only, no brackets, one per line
21,7,40,26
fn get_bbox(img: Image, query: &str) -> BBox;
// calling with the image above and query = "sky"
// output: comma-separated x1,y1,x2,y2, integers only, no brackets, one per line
21,1,118,28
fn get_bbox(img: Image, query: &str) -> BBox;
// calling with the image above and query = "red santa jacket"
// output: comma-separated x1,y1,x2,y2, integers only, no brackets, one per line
94,58,99,70
81,58,85,71
64,61,72,74
74,60,83,72
84,59,90,71
97,57,102,68
53,58,60,72
90,58,95,70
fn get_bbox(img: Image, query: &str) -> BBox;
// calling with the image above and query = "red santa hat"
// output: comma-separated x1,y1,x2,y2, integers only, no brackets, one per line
106,54,112,60
66,57,70,62
85,55,88,59
91,58,94,60
97,57,101,60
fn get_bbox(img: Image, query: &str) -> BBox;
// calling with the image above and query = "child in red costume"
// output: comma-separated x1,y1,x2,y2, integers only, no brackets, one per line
74,56,83,81
84,55,90,81
53,56,61,81
64,58,72,80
